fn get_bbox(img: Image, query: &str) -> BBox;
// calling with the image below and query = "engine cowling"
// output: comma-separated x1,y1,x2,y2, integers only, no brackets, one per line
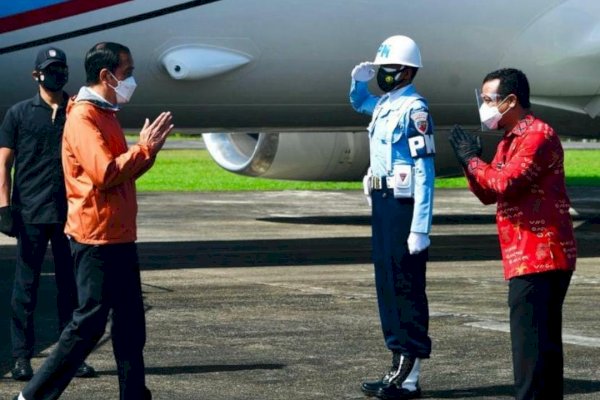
203,131,371,181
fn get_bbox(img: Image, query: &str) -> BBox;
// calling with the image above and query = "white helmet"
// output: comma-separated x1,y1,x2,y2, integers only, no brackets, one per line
372,35,422,68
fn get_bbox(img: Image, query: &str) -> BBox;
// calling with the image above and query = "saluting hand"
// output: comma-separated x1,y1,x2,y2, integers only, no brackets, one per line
139,111,174,156
351,62,376,82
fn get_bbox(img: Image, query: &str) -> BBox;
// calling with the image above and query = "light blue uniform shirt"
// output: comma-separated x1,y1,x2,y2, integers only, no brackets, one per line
350,80,435,234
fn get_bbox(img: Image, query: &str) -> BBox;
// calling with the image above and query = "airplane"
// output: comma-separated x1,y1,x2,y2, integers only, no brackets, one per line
1,0,600,181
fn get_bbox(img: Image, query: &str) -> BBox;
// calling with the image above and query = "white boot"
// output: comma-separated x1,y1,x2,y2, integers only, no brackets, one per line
401,357,421,391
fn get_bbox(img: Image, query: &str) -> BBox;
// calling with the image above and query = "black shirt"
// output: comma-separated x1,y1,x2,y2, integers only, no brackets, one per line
0,92,68,224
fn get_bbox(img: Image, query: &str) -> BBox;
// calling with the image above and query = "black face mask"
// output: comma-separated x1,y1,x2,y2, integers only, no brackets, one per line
38,69,68,92
377,67,403,93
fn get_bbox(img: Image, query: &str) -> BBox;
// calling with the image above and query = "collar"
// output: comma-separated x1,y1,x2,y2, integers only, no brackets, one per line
506,114,535,137
387,84,415,103
32,91,69,108
74,86,120,111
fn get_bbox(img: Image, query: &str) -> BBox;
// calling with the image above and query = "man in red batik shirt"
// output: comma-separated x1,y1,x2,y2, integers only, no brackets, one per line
449,68,576,400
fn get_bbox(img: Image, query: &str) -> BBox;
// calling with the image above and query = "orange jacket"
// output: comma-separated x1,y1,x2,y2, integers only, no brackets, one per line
62,95,154,244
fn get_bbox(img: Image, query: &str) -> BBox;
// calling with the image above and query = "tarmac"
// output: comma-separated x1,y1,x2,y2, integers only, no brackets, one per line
0,187,599,400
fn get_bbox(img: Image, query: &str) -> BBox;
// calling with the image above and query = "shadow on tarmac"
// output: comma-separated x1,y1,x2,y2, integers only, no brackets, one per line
259,214,500,226
136,217,597,269
259,213,597,227
94,363,286,377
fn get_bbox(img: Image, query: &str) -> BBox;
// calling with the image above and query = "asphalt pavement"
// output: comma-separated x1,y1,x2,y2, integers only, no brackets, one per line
0,188,598,400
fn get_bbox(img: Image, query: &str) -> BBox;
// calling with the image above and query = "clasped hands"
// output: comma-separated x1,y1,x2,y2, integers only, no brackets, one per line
448,125,482,167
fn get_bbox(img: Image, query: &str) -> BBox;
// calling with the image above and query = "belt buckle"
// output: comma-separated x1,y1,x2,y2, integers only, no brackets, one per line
372,176,383,190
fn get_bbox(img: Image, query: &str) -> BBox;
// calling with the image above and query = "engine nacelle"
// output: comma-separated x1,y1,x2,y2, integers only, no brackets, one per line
203,131,370,181
203,129,499,181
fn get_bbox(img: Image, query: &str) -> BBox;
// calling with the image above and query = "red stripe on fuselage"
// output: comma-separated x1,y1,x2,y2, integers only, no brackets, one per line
0,0,133,34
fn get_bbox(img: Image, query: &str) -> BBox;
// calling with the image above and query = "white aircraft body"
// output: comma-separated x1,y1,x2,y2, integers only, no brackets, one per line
1,0,599,180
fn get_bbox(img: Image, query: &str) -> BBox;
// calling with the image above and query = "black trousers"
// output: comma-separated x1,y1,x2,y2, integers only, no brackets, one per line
22,241,148,400
508,270,572,400
11,223,77,359
371,188,431,358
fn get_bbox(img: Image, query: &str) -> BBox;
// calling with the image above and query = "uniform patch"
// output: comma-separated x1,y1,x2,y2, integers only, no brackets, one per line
408,134,436,158
411,111,429,134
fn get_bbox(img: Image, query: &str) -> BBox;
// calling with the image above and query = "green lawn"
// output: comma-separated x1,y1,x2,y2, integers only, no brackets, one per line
136,149,600,192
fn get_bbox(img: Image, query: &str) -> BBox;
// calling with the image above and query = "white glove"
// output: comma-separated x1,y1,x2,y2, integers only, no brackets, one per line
351,62,376,82
407,232,430,255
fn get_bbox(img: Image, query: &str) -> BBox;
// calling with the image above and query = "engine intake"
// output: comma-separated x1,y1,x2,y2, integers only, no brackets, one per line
203,131,370,181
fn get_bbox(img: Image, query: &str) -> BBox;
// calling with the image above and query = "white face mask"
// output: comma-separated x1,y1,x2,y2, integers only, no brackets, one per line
108,72,137,104
479,97,509,130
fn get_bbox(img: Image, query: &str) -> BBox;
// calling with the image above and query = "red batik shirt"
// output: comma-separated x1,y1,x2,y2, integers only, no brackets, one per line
464,114,577,279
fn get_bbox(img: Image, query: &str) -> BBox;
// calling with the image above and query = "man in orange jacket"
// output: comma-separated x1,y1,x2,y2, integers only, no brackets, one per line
16,42,173,400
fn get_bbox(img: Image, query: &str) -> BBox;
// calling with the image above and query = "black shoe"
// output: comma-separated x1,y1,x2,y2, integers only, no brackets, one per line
377,383,422,400
11,358,33,381
360,353,415,396
144,387,152,400
75,361,97,378
361,377,390,397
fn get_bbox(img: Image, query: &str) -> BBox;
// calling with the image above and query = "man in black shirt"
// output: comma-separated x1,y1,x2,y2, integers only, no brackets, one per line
0,46,96,381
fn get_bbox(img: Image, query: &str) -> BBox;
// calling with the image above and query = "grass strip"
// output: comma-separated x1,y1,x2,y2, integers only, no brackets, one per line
136,149,600,192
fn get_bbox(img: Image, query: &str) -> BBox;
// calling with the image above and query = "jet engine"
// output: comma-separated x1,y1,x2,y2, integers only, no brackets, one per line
203,131,370,181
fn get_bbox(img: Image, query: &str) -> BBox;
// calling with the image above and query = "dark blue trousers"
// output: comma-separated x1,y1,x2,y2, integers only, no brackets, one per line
11,223,77,359
371,188,431,358
22,241,148,400
509,270,572,400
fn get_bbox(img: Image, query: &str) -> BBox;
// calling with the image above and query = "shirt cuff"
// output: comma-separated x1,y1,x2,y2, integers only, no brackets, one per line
466,157,481,173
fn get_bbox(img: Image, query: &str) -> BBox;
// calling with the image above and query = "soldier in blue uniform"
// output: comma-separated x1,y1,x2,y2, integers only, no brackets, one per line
350,35,435,400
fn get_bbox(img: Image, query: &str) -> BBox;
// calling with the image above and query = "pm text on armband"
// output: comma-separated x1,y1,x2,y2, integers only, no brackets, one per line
408,134,435,158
